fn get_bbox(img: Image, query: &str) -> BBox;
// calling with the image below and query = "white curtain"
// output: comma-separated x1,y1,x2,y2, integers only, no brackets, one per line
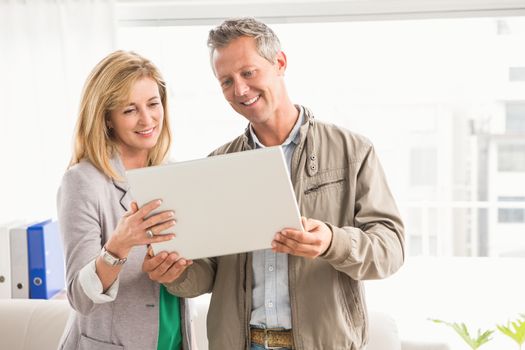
0,0,115,223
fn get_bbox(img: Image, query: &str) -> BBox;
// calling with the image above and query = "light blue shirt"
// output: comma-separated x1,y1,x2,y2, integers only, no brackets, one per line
249,106,304,329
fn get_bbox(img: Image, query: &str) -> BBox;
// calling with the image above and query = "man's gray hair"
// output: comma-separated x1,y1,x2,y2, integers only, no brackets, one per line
207,17,281,64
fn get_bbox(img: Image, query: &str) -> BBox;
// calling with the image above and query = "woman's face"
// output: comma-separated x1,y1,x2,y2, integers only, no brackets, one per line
108,77,164,160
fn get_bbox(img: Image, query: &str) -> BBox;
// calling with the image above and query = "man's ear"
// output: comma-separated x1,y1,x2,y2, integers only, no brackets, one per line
276,51,287,75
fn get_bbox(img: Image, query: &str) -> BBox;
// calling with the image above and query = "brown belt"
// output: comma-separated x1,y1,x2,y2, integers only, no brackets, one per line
250,327,295,349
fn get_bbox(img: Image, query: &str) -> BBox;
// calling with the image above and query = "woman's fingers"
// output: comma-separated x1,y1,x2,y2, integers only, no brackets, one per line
141,210,175,230
148,233,175,243
115,200,179,249
123,201,140,218
141,220,176,244
135,199,163,219
130,201,139,213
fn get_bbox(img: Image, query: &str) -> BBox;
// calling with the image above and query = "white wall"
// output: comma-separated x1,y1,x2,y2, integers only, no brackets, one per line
0,1,115,224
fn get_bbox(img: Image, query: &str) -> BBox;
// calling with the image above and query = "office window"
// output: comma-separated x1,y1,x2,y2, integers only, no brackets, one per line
498,196,525,223
498,144,525,172
506,102,525,134
509,67,525,82
410,148,437,186
117,17,525,257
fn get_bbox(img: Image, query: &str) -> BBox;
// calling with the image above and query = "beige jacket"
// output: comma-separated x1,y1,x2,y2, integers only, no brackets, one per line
166,106,405,350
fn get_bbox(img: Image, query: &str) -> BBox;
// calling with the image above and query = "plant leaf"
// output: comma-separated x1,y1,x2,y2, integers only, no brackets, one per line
430,318,493,350
497,317,525,345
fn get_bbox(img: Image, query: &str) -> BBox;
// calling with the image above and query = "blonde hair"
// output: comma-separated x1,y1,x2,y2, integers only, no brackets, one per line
69,50,171,179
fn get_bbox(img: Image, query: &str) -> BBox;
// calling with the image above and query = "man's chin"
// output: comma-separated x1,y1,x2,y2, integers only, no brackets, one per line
237,111,269,125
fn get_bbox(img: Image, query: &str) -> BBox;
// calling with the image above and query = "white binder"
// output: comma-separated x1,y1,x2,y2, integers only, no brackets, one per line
0,221,24,298
10,222,33,299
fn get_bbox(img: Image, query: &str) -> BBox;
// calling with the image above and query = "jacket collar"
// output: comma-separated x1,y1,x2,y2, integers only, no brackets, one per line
240,104,318,176
247,106,304,149
110,154,133,212
300,106,319,176
240,105,315,147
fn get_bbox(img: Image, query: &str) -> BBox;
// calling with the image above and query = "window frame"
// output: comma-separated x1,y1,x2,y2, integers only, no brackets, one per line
116,0,525,27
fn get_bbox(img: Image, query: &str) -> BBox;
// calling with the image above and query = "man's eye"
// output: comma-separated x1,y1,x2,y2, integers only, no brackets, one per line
243,70,253,78
221,79,232,88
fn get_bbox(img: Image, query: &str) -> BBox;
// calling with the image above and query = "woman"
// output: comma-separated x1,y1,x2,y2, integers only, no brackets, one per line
57,50,193,350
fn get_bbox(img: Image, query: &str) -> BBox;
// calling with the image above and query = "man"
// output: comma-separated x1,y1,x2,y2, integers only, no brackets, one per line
144,17,405,350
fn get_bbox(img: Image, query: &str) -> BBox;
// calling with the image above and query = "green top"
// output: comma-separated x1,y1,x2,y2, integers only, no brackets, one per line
158,284,182,350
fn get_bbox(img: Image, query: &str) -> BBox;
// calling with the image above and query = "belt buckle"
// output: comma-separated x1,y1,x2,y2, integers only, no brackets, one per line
263,329,282,350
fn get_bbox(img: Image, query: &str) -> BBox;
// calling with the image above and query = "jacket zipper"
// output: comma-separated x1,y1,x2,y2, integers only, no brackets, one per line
304,179,345,195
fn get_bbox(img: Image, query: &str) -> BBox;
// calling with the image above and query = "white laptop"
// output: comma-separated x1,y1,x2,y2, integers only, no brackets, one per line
126,146,303,259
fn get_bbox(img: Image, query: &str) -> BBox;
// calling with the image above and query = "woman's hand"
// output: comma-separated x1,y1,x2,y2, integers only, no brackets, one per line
105,200,175,259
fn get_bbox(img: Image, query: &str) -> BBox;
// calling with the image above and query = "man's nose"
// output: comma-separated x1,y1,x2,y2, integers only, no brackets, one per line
234,80,249,97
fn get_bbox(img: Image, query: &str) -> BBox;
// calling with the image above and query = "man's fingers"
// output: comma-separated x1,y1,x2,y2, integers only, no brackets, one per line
278,229,320,245
272,240,292,254
273,227,326,258
154,258,193,283
283,217,318,233
273,234,313,254
143,251,168,272
301,216,308,230
301,217,321,232
274,232,299,249
160,259,192,282
148,253,180,279
272,239,316,257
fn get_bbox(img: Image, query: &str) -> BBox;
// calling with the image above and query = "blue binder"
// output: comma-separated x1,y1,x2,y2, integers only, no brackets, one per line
27,220,65,299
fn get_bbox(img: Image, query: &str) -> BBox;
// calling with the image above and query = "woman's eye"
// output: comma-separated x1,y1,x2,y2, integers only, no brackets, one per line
123,108,135,115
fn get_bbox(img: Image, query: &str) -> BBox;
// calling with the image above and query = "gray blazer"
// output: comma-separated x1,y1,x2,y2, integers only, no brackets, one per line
57,156,193,350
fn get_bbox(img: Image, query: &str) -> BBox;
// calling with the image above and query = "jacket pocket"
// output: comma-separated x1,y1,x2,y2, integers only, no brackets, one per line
301,168,350,225
338,274,365,328
79,334,124,350
304,179,345,195
303,168,347,196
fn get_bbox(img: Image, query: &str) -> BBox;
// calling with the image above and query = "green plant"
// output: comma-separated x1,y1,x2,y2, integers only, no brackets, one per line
430,319,494,349
497,314,525,350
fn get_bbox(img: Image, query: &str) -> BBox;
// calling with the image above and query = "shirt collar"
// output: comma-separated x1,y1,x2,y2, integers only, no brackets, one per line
249,106,305,148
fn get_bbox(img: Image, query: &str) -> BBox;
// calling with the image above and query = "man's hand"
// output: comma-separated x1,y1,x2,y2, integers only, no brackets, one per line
271,217,333,258
142,248,193,284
